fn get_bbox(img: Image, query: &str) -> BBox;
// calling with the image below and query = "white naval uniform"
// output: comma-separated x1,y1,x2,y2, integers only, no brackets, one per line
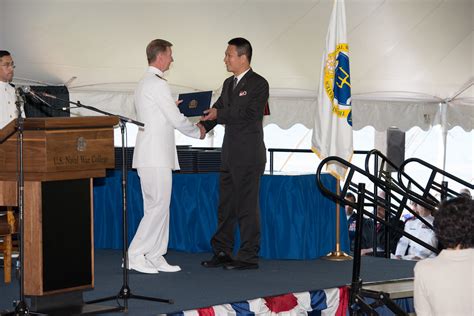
129,66,200,262
395,215,437,260
0,81,24,129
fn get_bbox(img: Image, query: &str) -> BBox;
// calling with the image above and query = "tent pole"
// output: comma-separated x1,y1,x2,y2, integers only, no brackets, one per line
440,102,448,176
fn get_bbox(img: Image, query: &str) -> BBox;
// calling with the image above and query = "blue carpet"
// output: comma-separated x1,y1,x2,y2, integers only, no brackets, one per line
0,249,415,315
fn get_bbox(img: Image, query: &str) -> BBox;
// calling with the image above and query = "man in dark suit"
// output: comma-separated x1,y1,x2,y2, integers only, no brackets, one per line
200,37,269,270
360,191,405,257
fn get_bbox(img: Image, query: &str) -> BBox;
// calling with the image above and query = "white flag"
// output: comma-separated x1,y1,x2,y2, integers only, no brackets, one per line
311,0,353,180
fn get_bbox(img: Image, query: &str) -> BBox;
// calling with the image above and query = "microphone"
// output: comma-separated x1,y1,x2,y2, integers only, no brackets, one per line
14,86,27,116
38,91,57,99
16,85,35,97
15,85,27,96
17,85,40,100
16,86,45,104
17,86,53,101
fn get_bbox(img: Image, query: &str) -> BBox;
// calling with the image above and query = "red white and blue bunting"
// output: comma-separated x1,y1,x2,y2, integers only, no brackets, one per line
170,287,349,316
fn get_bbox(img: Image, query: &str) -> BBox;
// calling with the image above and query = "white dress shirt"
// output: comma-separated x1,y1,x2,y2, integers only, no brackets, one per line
132,66,200,169
234,68,251,86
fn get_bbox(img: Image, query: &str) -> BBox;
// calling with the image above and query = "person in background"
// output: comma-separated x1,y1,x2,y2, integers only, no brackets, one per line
414,196,474,315
394,202,437,260
0,50,23,129
459,188,471,199
128,39,205,274
345,192,358,252
200,37,269,270
360,191,404,257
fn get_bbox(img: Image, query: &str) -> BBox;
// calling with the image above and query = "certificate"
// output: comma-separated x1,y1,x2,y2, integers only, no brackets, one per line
178,91,212,117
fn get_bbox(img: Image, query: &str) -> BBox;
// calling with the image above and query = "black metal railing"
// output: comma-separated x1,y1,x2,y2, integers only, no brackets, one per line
316,155,450,315
398,157,473,203
267,148,370,174
316,155,439,256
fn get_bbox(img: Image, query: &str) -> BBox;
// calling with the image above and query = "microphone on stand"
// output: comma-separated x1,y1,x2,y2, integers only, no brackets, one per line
15,86,26,98
38,91,57,99
39,91,73,111
17,85,36,97
17,86,59,111
14,86,27,117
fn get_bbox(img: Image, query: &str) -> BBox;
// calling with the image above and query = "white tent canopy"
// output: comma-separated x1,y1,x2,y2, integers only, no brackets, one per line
1,0,472,132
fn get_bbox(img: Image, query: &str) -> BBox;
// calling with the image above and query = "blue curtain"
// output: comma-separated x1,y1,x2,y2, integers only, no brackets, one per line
93,171,349,260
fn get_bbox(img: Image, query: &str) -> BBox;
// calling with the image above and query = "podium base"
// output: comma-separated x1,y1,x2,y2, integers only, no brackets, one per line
29,291,122,316
322,251,353,261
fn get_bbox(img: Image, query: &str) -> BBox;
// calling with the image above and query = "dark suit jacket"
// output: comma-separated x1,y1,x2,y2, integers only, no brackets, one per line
201,69,269,166
361,218,405,256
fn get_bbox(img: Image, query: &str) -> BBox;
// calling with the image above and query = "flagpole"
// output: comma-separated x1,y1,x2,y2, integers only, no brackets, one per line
312,0,353,260
323,179,352,261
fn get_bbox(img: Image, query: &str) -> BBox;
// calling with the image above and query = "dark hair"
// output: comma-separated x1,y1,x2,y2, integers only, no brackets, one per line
146,39,172,64
345,192,356,202
228,37,252,63
0,50,11,59
434,196,474,249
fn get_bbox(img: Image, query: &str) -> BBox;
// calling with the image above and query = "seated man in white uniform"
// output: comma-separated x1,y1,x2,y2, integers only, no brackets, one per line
394,202,437,260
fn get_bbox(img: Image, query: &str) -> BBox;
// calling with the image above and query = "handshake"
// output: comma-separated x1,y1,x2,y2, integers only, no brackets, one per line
196,108,217,139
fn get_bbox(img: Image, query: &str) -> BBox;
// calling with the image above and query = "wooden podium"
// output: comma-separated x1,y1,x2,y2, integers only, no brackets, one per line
0,116,118,297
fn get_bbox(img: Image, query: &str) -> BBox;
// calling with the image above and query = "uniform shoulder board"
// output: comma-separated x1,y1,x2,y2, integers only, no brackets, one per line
155,74,167,81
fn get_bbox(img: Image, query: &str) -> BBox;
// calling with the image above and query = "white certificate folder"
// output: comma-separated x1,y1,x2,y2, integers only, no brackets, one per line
178,91,212,117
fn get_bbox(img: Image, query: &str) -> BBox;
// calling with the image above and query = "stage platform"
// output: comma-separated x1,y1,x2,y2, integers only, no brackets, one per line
0,250,415,315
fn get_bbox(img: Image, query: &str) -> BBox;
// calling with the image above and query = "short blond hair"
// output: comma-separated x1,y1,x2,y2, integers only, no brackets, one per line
146,39,172,64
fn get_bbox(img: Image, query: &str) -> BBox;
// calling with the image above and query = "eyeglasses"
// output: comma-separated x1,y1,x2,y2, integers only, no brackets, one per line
0,63,15,69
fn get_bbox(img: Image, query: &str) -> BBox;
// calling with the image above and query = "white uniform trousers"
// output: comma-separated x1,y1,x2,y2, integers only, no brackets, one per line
128,167,172,262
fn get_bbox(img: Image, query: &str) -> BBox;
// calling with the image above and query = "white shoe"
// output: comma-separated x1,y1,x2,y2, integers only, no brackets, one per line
146,256,181,272
127,254,159,274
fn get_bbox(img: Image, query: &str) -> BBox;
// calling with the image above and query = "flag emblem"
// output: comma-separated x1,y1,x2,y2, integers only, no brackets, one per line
323,44,352,124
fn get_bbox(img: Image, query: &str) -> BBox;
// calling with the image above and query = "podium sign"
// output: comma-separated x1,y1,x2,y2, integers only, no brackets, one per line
0,117,117,181
0,116,118,296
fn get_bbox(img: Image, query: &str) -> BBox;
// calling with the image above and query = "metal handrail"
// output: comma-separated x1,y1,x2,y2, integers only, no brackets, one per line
363,149,436,230
267,148,369,174
316,155,439,255
398,157,473,203
364,149,438,207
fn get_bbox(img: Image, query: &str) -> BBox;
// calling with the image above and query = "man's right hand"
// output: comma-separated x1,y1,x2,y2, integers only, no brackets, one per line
201,108,217,121
197,123,206,139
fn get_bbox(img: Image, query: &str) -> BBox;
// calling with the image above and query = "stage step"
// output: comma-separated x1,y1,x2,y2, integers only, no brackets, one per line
362,279,413,299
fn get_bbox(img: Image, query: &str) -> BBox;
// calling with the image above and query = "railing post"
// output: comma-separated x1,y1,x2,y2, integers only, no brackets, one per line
441,181,449,201
269,149,274,175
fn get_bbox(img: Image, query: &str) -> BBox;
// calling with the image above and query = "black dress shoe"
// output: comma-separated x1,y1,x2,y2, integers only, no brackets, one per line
223,260,259,270
201,252,233,268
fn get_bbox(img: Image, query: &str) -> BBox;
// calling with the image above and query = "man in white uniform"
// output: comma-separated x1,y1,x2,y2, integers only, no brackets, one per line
0,50,23,129
128,39,205,274
395,203,437,260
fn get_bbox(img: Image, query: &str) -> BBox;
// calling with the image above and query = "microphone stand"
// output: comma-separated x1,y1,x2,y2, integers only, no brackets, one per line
3,92,46,316
37,93,173,311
